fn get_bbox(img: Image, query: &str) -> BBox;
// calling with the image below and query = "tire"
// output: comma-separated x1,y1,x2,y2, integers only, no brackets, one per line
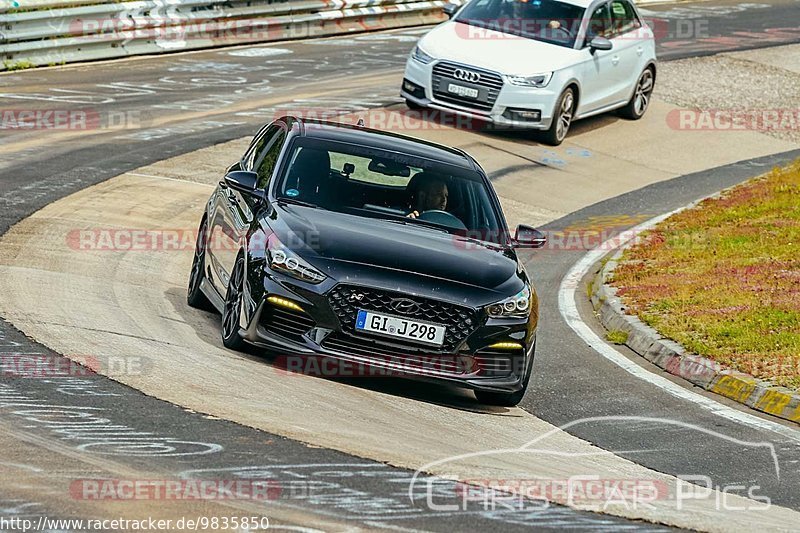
187,217,214,311
619,67,655,120
474,388,526,407
541,87,576,146
405,98,423,111
474,341,535,407
221,253,248,351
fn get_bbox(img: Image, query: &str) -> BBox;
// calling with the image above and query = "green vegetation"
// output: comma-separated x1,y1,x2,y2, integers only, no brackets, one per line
606,330,629,345
2,60,36,71
612,160,800,391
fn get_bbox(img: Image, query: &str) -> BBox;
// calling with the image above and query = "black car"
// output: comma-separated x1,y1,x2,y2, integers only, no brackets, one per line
187,116,546,406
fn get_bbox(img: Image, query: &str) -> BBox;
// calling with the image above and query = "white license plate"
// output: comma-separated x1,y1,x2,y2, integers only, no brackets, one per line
355,310,446,346
447,83,479,99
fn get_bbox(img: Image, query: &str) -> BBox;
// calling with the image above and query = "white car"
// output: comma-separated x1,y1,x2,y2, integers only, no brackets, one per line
400,0,657,145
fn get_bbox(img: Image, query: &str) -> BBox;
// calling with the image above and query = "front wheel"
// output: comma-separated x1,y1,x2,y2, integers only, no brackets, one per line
187,217,213,311
475,343,535,407
221,254,248,351
475,388,526,407
405,98,423,110
541,88,575,146
619,67,655,120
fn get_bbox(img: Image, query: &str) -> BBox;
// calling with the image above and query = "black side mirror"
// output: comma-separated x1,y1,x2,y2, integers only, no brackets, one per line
589,36,613,53
223,171,261,196
514,225,547,249
442,2,460,18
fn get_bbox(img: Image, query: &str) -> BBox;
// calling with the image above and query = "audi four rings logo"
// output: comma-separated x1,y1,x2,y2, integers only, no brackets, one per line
454,69,481,83
390,298,421,315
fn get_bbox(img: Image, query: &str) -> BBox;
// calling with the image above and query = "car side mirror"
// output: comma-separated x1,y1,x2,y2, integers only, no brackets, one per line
442,2,460,18
513,225,547,249
223,171,261,196
589,36,613,53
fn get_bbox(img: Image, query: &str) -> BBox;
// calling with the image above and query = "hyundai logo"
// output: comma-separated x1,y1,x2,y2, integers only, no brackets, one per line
390,298,421,315
453,68,481,83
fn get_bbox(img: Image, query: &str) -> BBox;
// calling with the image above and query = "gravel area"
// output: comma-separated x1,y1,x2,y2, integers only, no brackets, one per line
655,44,800,144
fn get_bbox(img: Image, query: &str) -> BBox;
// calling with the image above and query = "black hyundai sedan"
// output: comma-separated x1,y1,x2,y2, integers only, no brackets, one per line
188,116,546,406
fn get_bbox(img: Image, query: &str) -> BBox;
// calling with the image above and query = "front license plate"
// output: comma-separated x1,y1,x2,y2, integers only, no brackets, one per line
447,83,479,99
355,310,446,347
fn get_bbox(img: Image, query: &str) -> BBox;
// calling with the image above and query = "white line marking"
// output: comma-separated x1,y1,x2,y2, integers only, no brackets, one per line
125,172,215,187
557,207,800,443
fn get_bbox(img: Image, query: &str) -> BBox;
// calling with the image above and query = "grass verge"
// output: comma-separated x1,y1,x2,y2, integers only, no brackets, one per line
611,160,800,391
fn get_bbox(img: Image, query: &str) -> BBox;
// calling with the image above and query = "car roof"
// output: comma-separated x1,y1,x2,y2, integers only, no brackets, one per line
560,0,600,8
283,116,478,171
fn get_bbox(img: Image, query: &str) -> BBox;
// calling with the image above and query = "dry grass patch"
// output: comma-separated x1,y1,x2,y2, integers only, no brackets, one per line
611,160,800,391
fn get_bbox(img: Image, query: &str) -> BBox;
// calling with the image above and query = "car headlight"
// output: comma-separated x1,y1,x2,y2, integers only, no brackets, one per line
487,286,531,318
267,238,326,284
411,45,434,65
505,73,553,88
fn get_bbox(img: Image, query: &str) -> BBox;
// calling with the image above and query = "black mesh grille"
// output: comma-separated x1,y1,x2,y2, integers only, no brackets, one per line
432,61,504,113
322,332,476,376
259,305,315,344
326,285,478,353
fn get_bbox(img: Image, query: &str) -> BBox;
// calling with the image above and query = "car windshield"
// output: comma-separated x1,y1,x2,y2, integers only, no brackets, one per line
454,0,586,48
275,137,507,244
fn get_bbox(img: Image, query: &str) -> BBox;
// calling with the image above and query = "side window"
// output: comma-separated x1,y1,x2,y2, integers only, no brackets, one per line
587,3,612,41
610,0,641,36
251,124,287,189
242,124,271,170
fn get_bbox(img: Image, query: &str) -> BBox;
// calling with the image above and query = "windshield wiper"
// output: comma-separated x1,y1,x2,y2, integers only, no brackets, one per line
384,217,452,234
277,197,319,209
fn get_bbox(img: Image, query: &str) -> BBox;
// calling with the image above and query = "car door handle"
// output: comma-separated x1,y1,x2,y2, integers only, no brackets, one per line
636,46,644,56
612,55,620,65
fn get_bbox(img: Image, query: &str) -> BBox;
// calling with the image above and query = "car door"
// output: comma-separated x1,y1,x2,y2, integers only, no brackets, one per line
608,0,647,104
577,2,619,114
208,122,286,297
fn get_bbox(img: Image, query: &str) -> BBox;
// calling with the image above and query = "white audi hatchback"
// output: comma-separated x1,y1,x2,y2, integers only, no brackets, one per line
400,0,657,145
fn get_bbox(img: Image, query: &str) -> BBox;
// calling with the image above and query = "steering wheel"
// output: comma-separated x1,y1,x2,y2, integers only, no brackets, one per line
417,210,468,231
550,24,574,42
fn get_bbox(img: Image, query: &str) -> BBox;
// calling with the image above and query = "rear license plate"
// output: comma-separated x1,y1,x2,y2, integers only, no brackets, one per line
447,83,479,99
355,310,446,346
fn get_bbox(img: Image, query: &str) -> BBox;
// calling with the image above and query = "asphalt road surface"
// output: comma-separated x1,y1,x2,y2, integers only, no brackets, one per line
1,0,799,530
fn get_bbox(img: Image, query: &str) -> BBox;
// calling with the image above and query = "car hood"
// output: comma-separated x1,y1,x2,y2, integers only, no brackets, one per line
270,204,520,292
419,21,581,75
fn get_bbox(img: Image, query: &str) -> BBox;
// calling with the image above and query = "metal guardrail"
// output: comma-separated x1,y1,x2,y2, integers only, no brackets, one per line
1,0,448,69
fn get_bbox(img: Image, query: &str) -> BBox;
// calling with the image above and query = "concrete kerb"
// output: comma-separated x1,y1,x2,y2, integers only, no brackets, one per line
590,245,800,425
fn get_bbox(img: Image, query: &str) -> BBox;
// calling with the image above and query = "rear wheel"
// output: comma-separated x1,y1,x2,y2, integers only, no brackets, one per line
221,254,248,351
619,67,655,120
541,88,575,146
187,218,213,311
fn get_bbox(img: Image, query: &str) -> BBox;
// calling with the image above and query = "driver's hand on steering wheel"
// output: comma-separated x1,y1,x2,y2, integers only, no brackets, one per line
407,210,420,219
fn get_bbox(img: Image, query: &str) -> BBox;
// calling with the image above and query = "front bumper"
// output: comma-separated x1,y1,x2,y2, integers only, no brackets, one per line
240,272,536,395
401,57,560,131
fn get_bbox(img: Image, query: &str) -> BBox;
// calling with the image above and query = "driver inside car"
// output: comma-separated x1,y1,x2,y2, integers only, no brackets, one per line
406,176,449,219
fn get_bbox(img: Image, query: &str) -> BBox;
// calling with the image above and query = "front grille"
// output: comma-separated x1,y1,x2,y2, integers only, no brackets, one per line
322,332,476,376
432,61,504,113
259,304,315,344
326,285,478,353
